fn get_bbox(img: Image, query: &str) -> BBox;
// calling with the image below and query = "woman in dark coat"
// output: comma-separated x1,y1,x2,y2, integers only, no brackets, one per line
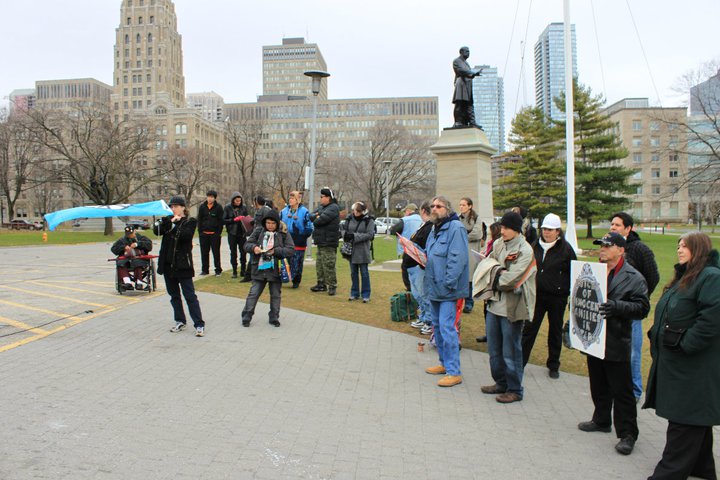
644,232,720,480
343,202,376,302
241,209,295,327
154,195,205,337
521,213,576,378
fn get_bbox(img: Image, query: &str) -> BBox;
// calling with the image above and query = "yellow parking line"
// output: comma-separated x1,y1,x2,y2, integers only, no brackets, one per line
0,315,49,335
27,280,125,299
40,280,116,287
0,307,117,353
0,299,92,317
0,285,109,308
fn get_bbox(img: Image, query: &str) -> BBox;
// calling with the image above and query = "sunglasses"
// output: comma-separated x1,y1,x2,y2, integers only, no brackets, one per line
431,204,447,209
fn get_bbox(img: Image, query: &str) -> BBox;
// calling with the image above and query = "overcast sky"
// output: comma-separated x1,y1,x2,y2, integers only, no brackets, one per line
2,0,718,131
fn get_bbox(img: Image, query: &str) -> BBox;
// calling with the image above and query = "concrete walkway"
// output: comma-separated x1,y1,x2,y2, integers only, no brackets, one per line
3,295,719,480
0,244,717,479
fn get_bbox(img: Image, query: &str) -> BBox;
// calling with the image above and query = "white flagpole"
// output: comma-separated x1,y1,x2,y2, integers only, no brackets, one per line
564,0,579,251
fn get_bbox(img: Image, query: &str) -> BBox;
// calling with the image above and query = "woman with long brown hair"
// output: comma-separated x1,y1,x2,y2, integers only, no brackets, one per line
644,232,720,479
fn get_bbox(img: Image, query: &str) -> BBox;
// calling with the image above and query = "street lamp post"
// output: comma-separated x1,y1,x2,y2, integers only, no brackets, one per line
383,160,391,236
303,70,330,258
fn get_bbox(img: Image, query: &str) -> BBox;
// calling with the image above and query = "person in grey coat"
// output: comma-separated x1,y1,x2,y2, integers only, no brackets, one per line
241,209,295,327
344,201,376,302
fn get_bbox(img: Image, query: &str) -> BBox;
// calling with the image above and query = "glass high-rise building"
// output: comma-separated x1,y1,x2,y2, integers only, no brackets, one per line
472,65,505,153
534,23,577,121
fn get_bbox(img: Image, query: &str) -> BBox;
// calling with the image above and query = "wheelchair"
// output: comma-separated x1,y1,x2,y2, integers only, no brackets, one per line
111,254,158,294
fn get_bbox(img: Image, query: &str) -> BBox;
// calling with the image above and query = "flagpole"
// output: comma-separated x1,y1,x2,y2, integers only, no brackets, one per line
564,0,579,252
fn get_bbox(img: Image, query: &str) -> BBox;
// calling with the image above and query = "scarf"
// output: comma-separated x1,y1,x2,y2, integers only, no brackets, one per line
538,238,558,261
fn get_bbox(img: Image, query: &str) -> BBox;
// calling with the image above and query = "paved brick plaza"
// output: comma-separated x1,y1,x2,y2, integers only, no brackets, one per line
0,243,717,479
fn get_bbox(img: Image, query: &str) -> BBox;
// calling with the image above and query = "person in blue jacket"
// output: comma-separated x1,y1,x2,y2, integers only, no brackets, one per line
280,191,314,288
423,196,469,388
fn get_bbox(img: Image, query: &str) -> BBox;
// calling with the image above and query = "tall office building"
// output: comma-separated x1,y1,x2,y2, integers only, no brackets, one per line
604,98,689,222
534,23,577,121
111,0,185,122
472,65,505,153
690,68,720,116
262,38,328,100
8,89,36,116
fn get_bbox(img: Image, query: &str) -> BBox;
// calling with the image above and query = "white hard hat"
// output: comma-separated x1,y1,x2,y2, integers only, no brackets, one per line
541,213,562,230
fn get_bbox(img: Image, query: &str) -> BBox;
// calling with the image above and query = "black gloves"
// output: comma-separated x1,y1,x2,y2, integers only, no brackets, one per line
599,300,617,317
344,232,355,242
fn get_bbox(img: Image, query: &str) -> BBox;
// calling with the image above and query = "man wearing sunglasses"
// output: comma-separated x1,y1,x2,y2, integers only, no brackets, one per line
423,196,469,388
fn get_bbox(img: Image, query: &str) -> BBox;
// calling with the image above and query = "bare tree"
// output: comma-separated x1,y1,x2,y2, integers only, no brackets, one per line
660,60,720,227
348,121,435,215
26,104,159,235
0,111,40,221
225,116,265,200
162,146,221,207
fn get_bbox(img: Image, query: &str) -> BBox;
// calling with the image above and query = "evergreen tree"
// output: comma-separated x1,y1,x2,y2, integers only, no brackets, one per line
494,107,566,221
554,80,634,238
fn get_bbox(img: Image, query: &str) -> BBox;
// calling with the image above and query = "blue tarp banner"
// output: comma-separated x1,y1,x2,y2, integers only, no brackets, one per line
44,200,173,231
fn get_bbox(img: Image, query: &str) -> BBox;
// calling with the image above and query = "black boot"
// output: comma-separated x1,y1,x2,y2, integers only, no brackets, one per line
310,284,327,292
231,269,238,279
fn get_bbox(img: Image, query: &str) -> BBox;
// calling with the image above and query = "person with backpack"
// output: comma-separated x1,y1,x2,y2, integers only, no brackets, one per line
241,210,295,327
343,201,376,303
280,191,314,289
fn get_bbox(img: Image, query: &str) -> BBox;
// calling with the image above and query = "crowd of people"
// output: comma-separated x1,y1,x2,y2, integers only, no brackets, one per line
114,188,718,478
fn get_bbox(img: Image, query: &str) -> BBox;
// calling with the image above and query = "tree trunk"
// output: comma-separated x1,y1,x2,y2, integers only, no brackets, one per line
7,200,15,221
104,217,114,236
586,217,593,238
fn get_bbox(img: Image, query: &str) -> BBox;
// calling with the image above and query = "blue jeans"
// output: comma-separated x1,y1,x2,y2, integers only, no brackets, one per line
349,263,371,300
486,311,524,397
429,300,461,376
631,319,643,399
407,266,431,324
289,248,306,286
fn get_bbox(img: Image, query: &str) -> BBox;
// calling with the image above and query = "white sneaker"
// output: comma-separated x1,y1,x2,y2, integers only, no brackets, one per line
410,320,425,329
170,322,186,333
195,326,205,337
420,324,433,335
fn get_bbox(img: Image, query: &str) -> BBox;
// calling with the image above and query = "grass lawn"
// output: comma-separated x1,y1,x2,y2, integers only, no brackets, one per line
0,229,161,247
196,230,709,384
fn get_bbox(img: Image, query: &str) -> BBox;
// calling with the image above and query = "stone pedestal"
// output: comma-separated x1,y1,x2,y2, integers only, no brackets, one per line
430,126,496,226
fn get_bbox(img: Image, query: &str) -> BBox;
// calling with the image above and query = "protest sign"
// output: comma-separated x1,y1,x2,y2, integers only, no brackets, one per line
569,261,608,359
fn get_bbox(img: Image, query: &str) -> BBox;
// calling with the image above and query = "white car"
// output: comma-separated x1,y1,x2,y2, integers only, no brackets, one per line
374,220,388,235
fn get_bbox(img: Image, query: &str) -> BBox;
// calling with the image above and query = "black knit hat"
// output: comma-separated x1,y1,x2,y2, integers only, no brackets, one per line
168,195,186,207
500,211,523,233
320,187,334,199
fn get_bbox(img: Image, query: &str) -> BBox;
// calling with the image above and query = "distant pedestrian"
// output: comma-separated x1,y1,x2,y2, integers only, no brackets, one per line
154,195,205,337
521,213,576,378
280,191,313,289
481,211,536,403
458,197,485,313
609,212,659,402
407,201,435,335
241,209,295,327
197,189,224,276
512,206,538,245
309,187,341,296
223,192,249,279
423,196,469,388
344,202,376,302
389,203,423,290
644,232,720,479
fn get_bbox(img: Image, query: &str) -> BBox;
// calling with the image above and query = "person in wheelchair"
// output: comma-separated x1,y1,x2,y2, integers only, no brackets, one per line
111,225,153,290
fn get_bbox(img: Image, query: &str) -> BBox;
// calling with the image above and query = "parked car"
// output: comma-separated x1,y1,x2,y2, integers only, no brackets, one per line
126,219,151,230
374,220,389,235
375,217,401,232
6,219,43,230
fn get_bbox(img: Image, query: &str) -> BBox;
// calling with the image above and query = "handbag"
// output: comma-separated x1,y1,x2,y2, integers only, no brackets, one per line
279,258,292,283
662,324,686,350
340,240,353,260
